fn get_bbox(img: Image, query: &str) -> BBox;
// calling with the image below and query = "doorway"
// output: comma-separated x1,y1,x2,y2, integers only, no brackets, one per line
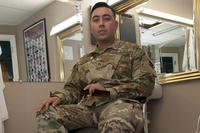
160,56,173,73
0,41,13,81
160,53,179,73
0,34,19,81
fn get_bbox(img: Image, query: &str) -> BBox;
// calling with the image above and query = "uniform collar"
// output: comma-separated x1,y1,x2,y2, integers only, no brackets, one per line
93,39,120,54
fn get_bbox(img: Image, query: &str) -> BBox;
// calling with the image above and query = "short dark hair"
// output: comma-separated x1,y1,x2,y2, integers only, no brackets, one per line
90,2,116,18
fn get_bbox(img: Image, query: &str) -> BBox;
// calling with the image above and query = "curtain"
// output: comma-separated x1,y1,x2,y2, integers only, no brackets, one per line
182,28,189,71
194,0,200,69
188,28,196,70
182,28,196,71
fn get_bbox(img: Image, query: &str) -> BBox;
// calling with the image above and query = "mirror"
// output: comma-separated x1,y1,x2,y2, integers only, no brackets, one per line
55,0,200,84
112,0,200,84
57,24,84,81
1,0,198,83
136,14,195,74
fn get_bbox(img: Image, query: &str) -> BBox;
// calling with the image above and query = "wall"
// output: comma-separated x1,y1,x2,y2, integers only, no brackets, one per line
4,82,64,133
16,1,76,81
149,79,200,133
4,79,200,133
0,26,17,35
144,0,193,19
0,26,18,56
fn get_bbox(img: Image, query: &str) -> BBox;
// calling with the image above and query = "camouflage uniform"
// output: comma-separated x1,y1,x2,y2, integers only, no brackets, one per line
37,40,156,133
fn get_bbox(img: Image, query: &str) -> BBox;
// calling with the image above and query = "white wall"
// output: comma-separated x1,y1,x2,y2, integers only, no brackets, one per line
144,0,193,19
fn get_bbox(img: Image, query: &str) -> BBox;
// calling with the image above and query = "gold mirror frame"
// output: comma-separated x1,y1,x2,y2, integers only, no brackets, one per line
57,24,82,81
114,0,200,84
113,0,149,13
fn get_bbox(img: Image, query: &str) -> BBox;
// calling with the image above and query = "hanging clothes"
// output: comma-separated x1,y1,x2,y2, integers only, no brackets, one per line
0,64,8,133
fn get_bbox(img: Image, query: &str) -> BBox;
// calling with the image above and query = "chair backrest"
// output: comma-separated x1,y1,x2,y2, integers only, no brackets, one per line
149,81,162,100
143,81,163,133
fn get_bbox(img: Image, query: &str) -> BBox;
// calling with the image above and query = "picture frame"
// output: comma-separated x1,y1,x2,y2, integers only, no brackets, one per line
23,18,50,82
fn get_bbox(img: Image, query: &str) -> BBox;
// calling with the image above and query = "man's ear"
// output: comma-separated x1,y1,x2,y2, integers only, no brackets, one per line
114,20,118,31
115,20,118,28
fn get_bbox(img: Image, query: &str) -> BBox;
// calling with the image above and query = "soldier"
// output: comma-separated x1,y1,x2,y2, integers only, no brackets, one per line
36,2,156,133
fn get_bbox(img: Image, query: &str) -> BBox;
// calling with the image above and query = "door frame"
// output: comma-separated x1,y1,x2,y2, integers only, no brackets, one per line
160,53,179,73
0,34,19,81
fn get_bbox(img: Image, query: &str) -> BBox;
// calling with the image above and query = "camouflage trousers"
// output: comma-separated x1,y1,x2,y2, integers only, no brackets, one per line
36,99,144,133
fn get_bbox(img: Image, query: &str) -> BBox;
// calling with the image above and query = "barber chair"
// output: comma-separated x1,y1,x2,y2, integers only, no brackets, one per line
72,82,162,133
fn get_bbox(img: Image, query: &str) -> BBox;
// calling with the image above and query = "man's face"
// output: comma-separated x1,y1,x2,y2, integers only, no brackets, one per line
90,7,118,42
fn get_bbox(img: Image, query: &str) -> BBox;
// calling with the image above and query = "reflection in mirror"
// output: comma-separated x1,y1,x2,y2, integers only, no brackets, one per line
57,24,84,81
114,0,200,84
138,16,196,75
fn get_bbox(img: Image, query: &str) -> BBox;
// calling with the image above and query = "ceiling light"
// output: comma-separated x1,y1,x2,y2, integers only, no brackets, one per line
152,25,181,36
56,0,82,2
50,13,82,36
107,0,122,5
140,19,156,25
137,8,193,26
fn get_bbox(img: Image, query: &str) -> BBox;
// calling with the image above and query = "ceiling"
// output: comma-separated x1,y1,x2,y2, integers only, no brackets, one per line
0,0,54,25
138,16,186,47
125,10,188,48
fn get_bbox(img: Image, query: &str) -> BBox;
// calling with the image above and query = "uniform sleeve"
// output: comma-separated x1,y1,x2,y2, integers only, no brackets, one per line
50,64,85,104
101,47,156,100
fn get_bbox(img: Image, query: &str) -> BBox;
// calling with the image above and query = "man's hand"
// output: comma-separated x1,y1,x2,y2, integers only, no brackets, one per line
36,97,60,112
84,82,105,96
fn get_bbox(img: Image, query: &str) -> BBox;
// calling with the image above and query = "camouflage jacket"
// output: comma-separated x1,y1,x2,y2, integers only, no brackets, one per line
51,40,156,107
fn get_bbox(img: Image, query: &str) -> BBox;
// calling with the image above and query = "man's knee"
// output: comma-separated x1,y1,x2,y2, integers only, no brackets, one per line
98,100,144,133
98,117,135,133
36,105,67,133
37,113,66,133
